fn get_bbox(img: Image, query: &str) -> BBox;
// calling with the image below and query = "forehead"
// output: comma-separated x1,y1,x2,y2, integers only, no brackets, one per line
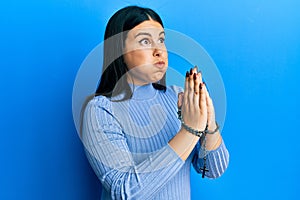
128,20,164,36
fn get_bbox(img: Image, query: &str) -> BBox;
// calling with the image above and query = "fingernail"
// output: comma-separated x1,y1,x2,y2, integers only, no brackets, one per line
189,68,193,75
200,83,202,90
186,71,189,78
193,73,196,80
203,81,209,92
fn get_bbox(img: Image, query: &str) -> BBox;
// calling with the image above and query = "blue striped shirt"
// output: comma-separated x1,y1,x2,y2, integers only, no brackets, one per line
82,84,229,200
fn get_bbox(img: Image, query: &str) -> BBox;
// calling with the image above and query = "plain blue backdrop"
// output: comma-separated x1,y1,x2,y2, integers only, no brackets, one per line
1,0,299,199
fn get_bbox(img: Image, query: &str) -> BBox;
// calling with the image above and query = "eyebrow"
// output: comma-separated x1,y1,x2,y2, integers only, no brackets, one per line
134,31,165,38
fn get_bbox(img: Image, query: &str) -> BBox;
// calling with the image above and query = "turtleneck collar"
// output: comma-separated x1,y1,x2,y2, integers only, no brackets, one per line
130,83,157,100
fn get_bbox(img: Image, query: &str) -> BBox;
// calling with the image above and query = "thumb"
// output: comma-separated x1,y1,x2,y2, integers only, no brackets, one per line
177,92,184,109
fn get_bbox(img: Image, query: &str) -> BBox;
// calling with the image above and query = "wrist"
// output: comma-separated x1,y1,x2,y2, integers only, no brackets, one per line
206,133,222,150
207,124,216,132
207,122,219,134
179,127,200,139
181,120,206,137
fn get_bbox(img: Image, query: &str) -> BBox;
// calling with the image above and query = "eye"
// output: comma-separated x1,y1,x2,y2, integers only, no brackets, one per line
139,38,151,46
158,37,165,44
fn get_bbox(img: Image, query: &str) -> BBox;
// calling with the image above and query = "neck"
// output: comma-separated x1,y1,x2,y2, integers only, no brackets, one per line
129,83,157,100
126,75,150,86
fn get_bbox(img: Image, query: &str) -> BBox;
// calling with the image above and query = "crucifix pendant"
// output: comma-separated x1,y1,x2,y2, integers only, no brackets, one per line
200,132,209,178
200,165,209,178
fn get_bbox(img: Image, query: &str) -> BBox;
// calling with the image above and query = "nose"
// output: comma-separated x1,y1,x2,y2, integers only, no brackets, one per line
153,47,163,57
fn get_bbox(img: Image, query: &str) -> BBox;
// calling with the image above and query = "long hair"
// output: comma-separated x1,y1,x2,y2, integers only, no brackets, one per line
95,6,166,100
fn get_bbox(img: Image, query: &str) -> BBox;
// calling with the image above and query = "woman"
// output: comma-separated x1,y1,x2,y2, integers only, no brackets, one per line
82,5,229,200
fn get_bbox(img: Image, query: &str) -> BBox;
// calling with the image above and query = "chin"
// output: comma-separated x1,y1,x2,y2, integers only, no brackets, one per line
150,75,164,83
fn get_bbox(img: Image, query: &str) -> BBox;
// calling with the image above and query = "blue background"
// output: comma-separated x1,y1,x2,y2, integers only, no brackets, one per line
1,0,299,199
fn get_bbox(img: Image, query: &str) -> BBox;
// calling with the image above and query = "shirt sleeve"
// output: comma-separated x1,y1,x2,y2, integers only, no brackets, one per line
81,96,185,200
192,139,230,178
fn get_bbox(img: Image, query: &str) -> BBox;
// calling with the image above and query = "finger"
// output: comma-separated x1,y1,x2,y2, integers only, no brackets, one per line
194,72,201,94
193,73,200,104
192,66,198,74
198,70,203,83
183,71,189,106
206,93,215,119
206,95,214,111
204,83,214,112
205,88,215,124
177,92,184,109
206,91,214,111
199,83,207,115
188,68,195,109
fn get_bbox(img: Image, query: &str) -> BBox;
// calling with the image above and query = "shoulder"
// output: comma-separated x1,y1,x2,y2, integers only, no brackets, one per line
85,95,113,115
83,95,122,129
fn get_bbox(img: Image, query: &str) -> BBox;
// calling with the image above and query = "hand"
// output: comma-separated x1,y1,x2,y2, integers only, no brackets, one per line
205,85,217,131
177,67,221,150
178,67,207,132
203,82,221,150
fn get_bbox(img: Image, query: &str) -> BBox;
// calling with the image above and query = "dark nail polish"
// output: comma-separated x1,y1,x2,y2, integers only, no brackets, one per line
189,68,193,75
200,83,202,90
186,71,189,78
193,73,196,80
203,81,209,92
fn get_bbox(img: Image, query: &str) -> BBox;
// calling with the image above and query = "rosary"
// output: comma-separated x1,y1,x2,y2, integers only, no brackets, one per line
199,132,210,178
177,109,219,178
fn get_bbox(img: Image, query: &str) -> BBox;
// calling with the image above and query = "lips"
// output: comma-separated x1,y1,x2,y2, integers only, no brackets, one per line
154,61,165,68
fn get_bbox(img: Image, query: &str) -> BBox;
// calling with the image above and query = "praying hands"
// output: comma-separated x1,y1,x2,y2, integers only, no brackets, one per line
178,66,222,150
